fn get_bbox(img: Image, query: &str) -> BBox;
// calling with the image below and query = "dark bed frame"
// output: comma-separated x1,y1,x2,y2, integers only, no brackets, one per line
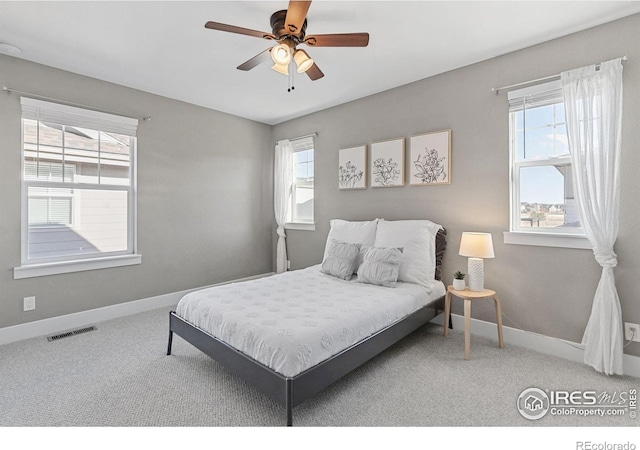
167,228,447,426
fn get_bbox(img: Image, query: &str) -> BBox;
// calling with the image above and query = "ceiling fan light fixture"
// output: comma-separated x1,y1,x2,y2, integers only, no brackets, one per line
204,2,366,83
270,43,292,65
271,62,289,76
293,49,314,73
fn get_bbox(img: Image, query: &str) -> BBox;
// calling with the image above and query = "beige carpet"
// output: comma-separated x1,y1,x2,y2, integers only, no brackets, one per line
0,306,637,428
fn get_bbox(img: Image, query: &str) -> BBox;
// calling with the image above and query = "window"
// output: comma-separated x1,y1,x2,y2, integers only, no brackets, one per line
504,80,590,249
25,161,75,226
15,97,141,279
288,136,314,228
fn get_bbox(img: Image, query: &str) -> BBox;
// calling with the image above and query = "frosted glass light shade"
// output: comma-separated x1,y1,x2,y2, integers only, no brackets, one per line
459,232,495,258
271,43,292,65
271,62,289,75
293,49,314,73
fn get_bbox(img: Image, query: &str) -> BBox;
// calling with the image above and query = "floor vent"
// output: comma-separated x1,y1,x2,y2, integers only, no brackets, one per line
47,326,97,342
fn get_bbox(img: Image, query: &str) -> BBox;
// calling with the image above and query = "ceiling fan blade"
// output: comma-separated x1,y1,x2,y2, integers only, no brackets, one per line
284,1,312,35
205,21,275,40
305,62,324,81
237,48,273,71
304,33,369,47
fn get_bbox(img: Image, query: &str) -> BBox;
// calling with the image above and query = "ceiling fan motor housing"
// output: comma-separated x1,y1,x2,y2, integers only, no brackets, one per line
270,10,307,43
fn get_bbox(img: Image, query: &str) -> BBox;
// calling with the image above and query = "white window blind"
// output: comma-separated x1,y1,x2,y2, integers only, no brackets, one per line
21,97,138,136
291,136,314,153
508,80,563,111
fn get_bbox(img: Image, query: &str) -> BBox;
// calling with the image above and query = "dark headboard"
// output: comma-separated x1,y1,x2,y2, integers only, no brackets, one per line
435,227,447,281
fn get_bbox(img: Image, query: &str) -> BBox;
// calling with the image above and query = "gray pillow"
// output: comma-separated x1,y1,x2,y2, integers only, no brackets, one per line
320,239,361,280
356,246,403,288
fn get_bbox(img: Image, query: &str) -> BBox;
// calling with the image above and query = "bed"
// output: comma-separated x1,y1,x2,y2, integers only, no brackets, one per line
167,219,447,426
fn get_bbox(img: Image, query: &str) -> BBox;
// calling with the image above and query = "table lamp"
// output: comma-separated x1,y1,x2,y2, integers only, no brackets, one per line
459,232,495,291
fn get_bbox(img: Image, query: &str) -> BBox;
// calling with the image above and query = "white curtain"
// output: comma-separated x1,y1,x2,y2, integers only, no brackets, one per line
274,139,293,274
561,58,624,375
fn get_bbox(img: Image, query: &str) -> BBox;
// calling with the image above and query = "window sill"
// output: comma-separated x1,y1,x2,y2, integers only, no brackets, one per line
503,231,591,250
285,222,316,231
13,254,142,279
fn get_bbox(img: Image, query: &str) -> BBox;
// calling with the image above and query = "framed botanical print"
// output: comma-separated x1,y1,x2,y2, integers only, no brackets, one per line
338,145,367,189
370,138,404,187
409,129,451,186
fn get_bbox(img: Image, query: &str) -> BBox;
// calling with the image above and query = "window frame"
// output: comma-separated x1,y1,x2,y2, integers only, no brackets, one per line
15,98,141,279
503,80,590,250
286,137,315,231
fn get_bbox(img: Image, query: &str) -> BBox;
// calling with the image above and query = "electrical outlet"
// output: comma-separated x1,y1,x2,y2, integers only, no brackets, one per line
23,296,36,311
624,322,640,343
287,260,291,270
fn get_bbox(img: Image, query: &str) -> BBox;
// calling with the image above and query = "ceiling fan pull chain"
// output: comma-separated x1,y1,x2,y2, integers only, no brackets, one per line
288,61,295,92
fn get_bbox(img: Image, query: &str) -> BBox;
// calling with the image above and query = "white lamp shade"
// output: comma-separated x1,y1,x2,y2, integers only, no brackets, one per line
459,232,495,258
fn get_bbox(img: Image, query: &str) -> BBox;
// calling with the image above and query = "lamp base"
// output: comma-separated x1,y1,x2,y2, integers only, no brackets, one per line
467,257,484,291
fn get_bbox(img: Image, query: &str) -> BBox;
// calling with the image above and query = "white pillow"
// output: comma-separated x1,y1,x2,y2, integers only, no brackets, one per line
373,219,442,287
322,219,379,269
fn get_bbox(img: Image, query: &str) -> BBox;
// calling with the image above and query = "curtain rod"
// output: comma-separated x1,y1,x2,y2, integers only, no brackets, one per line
290,132,317,142
2,85,151,121
277,132,317,144
491,56,628,95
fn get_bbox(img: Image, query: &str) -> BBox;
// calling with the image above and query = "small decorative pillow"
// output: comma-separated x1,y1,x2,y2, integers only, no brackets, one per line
320,239,361,280
357,246,403,288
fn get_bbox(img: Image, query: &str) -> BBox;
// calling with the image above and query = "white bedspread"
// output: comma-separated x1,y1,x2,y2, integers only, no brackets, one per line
176,265,445,377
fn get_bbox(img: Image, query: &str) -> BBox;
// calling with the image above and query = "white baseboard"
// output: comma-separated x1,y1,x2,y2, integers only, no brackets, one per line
431,313,640,379
4,281,637,378
0,272,274,346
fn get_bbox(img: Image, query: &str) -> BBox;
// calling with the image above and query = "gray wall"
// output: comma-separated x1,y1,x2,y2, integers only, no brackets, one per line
273,14,640,358
0,55,273,329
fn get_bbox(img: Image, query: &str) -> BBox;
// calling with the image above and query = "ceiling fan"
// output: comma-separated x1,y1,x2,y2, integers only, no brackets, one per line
204,0,369,82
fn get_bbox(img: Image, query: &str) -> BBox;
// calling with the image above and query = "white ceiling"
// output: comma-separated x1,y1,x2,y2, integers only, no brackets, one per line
1,1,639,125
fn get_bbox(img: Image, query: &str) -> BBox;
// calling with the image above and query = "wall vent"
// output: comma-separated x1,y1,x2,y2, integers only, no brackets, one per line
47,326,97,342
